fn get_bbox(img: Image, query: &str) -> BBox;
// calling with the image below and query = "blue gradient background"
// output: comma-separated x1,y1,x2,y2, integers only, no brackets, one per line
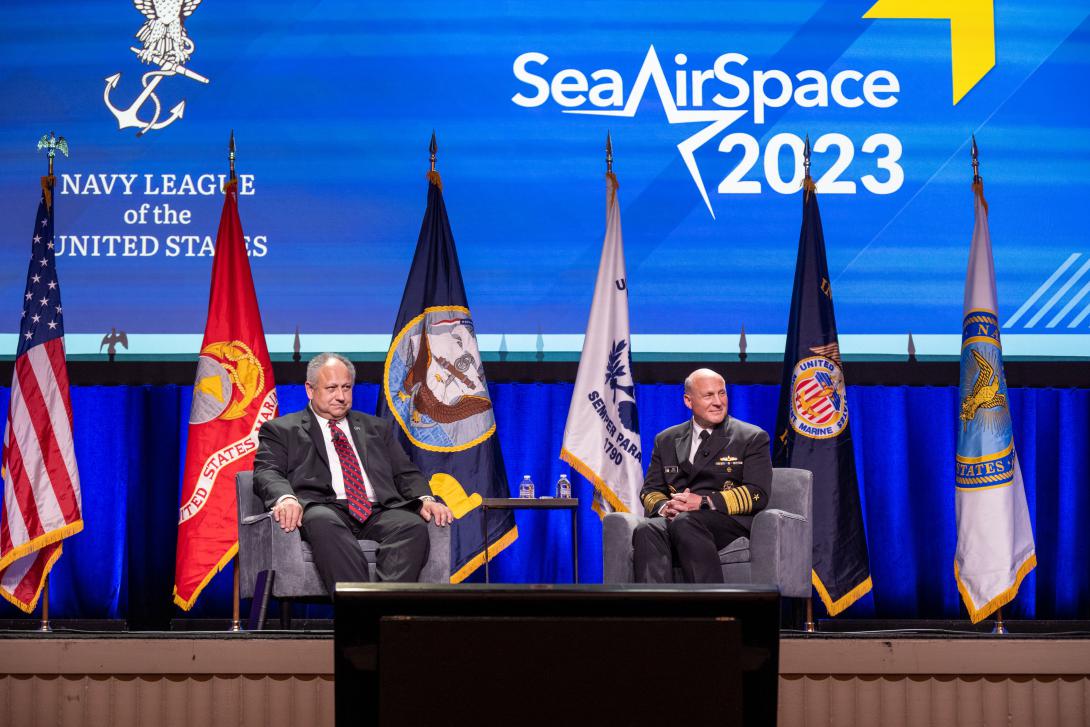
0,1,1087,347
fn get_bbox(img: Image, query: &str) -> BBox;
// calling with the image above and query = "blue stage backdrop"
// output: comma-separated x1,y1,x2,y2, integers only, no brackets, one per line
0,381,1085,625
1,2,1089,358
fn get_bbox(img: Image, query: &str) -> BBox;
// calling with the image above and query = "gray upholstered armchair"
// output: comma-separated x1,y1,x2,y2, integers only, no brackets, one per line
603,467,813,598
236,470,451,628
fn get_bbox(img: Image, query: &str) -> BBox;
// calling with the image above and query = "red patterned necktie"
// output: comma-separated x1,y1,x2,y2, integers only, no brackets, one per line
329,420,372,523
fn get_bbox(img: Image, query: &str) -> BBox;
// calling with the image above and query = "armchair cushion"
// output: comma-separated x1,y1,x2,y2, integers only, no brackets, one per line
602,467,813,598
236,470,451,600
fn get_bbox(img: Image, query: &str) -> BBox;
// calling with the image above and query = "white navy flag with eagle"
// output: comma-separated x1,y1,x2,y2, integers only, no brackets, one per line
954,178,1036,623
561,171,642,516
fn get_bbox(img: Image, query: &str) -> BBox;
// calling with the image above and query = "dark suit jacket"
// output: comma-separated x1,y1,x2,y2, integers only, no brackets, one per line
640,416,772,530
253,407,429,511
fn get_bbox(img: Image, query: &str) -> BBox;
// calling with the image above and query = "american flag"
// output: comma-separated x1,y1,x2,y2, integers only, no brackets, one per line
0,183,82,613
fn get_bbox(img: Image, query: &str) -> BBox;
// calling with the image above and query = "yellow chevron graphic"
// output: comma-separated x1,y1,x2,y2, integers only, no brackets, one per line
864,0,995,104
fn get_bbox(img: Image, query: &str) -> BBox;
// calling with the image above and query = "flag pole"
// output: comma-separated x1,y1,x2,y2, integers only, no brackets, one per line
973,135,1005,638
228,130,243,633
971,134,981,185
37,132,65,633
802,133,817,634
606,130,613,174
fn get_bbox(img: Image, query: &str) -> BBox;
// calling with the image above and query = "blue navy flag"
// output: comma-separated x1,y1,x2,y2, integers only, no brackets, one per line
773,180,871,616
376,172,516,582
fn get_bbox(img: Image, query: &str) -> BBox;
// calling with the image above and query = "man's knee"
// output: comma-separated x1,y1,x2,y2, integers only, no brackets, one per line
667,511,704,533
633,518,667,547
301,504,349,536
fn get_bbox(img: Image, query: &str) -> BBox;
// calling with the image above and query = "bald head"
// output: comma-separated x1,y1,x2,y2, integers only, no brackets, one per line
683,368,728,428
684,368,725,394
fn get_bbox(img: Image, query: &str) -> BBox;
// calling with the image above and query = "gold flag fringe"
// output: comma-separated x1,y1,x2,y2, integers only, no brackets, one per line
40,175,54,210
972,179,988,215
427,170,443,191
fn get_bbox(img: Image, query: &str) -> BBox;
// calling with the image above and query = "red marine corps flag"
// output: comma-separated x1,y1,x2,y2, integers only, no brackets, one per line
174,137,277,610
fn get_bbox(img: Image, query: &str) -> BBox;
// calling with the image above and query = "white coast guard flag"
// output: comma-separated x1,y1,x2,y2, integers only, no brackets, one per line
561,172,643,517
954,180,1036,623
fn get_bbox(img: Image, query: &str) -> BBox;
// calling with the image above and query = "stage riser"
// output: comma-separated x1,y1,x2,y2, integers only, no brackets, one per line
780,676,1089,727
0,674,334,727
2,638,1087,727
4,673,1085,727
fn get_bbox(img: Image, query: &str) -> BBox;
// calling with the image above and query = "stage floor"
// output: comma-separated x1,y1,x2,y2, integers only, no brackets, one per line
2,623,1088,726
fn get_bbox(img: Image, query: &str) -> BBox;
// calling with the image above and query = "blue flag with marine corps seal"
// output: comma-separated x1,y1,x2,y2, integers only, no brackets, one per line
375,165,517,583
773,178,872,617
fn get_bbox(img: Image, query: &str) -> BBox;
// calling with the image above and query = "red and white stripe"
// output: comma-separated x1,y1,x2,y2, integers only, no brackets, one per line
795,378,836,425
0,338,82,611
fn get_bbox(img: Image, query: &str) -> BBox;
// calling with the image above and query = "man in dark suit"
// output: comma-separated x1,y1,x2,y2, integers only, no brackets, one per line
634,368,771,583
253,352,452,591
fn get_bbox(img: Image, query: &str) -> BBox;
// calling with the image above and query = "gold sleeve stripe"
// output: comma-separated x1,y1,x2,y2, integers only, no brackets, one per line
642,492,667,513
721,487,754,515
722,489,739,514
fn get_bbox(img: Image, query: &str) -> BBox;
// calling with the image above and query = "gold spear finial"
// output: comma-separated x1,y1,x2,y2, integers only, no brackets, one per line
803,134,812,180
606,131,614,174
229,130,237,181
802,134,815,196
427,131,443,190
971,134,981,184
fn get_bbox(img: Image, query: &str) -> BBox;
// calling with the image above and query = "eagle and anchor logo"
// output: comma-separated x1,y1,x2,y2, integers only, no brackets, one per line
384,307,497,452
190,341,267,425
104,1,209,136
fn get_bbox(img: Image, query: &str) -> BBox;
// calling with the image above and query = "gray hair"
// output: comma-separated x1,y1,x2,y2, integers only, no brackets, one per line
306,352,356,385
684,368,725,394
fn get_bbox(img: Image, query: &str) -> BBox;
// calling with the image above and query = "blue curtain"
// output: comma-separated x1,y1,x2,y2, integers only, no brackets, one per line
1,382,1086,623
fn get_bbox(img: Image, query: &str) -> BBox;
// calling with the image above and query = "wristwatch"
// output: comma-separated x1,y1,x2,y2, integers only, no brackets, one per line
699,496,710,510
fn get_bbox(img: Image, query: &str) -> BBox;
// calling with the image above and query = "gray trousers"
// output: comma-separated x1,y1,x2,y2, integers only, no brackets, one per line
301,500,429,592
633,510,747,583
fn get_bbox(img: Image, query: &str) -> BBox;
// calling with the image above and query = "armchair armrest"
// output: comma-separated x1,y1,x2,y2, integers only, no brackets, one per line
749,508,812,598
603,512,645,584
419,520,452,583
239,511,308,598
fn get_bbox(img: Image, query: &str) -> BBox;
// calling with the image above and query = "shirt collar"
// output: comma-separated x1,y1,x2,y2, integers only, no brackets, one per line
309,404,346,427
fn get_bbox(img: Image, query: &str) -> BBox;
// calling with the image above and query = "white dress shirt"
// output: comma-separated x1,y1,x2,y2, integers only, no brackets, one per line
311,407,377,502
689,420,713,463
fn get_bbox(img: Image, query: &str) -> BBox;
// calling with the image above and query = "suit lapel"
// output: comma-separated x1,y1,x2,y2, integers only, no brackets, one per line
347,411,371,467
675,421,693,474
302,407,329,468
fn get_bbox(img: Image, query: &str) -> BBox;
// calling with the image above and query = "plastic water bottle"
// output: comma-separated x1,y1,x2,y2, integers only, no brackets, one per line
556,473,572,499
519,475,535,498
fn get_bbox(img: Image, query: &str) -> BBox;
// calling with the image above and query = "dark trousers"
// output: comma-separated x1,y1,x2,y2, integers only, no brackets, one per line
301,500,429,593
633,510,748,583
